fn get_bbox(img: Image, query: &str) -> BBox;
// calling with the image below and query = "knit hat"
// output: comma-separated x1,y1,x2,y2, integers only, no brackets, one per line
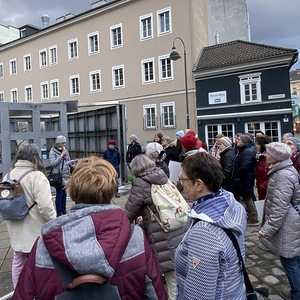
285,137,300,151
108,139,116,146
55,135,66,144
130,134,138,141
239,134,252,144
176,130,184,138
181,134,197,151
266,142,292,162
219,137,232,148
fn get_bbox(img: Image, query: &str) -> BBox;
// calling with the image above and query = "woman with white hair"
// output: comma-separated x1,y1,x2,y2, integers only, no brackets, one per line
145,142,169,177
259,142,300,299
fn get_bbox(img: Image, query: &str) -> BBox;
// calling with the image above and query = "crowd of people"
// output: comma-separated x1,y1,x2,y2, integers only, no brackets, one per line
3,130,300,300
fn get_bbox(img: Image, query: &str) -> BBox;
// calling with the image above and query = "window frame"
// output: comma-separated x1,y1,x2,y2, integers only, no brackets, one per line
160,102,176,129
10,88,18,103
68,38,79,60
39,49,47,68
40,81,49,100
205,124,235,149
0,91,4,102
112,65,125,89
24,85,33,102
69,74,80,96
110,23,123,49
88,31,99,55
157,7,172,36
245,121,280,142
0,63,3,78
90,70,101,93
49,45,58,65
140,13,153,41
10,59,17,76
143,104,157,130
50,79,59,99
158,54,173,82
239,73,262,104
141,58,155,85
23,54,32,72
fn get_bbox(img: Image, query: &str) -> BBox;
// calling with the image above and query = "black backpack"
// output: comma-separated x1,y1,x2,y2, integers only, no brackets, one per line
51,256,121,300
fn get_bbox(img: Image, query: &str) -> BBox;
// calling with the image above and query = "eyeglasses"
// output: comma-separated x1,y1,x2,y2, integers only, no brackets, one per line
178,177,192,184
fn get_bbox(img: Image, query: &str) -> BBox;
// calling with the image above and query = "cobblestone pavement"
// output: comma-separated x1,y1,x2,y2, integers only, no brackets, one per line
0,193,291,299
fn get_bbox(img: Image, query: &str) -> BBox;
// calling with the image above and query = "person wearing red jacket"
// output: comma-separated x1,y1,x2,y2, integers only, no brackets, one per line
255,135,271,200
12,157,167,300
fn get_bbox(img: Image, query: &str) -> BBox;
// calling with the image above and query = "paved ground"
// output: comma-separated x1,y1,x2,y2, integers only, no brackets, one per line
0,192,291,299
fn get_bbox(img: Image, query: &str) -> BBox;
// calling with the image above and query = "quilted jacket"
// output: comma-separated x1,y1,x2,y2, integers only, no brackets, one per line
124,167,187,274
175,189,247,299
260,159,300,258
12,204,167,300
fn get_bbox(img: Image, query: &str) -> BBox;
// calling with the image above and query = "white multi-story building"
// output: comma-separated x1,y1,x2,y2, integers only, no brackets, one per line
0,0,250,143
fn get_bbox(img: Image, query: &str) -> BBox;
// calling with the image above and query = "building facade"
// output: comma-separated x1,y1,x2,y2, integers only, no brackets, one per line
0,0,250,145
193,40,298,148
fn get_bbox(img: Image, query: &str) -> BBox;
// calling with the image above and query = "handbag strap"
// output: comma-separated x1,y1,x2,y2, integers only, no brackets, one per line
291,200,300,216
222,228,255,295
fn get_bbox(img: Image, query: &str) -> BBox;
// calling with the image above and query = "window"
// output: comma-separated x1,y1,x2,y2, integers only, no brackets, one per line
39,49,47,68
49,46,58,65
246,121,279,142
23,54,31,72
239,73,262,103
110,24,123,48
0,91,4,102
90,70,101,92
88,32,99,55
68,38,78,60
141,58,155,84
0,63,3,78
157,7,171,36
40,82,49,100
11,89,18,102
161,102,176,129
205,124,234,148
140,13,153,40
50,79,59,99
112,65,125,89
143,104,157,130
70,75,80,96
24,85,33,102
158,55,172,81
10,59,17,75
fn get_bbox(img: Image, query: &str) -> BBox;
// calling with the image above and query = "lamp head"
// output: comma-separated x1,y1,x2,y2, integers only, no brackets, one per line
169,46,181,61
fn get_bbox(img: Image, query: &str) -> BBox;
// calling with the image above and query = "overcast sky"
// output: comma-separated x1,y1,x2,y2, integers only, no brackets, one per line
0,0,299,70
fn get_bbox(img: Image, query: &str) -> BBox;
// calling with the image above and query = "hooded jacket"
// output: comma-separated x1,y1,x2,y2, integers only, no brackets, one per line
124,167,187,274
12,204,167,300
175,189,247,300
260,159,300,258
219,147,236,191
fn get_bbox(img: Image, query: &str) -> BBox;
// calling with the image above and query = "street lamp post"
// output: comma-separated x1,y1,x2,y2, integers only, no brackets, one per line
169,37,190,129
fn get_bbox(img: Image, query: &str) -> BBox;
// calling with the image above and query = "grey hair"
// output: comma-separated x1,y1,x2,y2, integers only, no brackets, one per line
12,144,45,172
145,142,166,162
130,154,155,177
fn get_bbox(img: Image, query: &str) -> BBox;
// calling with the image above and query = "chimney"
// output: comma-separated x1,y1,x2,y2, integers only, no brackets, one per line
41,14,50,28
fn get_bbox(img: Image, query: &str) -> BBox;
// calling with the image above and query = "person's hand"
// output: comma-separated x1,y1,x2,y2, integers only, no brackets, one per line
258,230,265,238
61,148,68,157
136,216,143,223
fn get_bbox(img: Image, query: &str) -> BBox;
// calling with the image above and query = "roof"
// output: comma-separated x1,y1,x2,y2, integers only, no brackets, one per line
290,69,300,81
194,40,298,71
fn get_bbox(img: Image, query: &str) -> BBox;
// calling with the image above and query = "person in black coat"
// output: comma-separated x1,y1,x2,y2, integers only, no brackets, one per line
234,134,259,225
161,136,180,165
126,134,142,165
218,137,236,192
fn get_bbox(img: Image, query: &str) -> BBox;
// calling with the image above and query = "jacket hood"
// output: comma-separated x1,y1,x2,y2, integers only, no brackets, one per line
39,204,132,278
189,189,246,235
138,167,168,185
